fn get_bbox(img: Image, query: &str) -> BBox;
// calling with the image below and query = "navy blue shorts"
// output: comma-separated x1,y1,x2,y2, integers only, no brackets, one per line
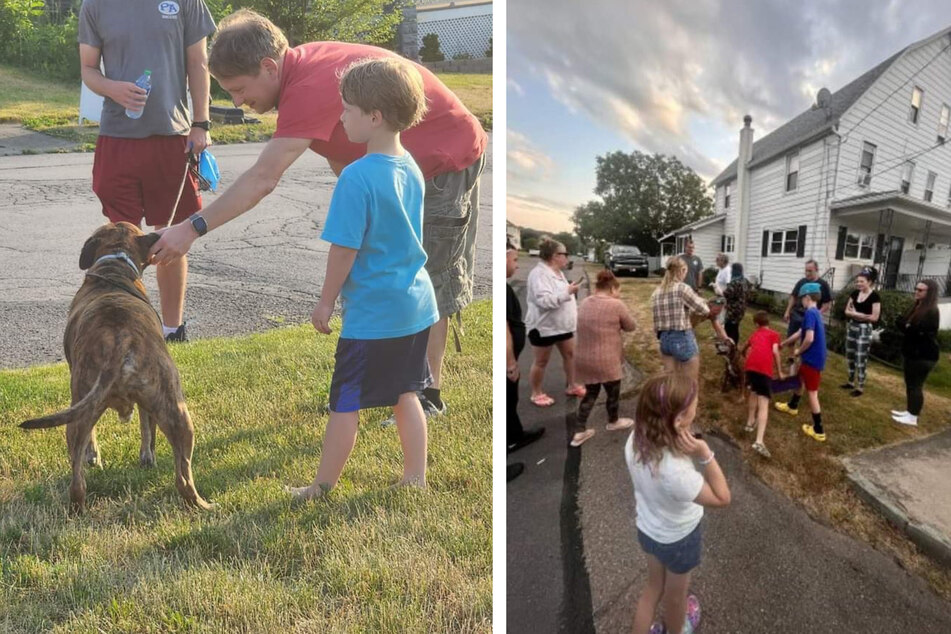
637,522,702,574
329,327,432,413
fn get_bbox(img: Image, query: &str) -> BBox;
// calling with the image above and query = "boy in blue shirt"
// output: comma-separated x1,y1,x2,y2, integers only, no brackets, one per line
289,58,438,500
774,282,828,441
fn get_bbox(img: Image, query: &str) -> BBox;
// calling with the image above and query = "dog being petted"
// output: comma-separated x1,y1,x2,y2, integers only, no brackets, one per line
20,222,212,513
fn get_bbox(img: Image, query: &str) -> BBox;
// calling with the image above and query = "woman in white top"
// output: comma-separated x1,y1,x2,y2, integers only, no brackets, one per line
525,238,584,406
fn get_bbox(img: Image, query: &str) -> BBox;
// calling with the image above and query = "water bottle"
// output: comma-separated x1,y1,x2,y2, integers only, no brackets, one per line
125,70,152,119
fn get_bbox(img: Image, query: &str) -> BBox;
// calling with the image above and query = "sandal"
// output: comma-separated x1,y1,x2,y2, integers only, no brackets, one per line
744,422,755,433
570,429,596,447
751,442,772,458
531,393,555,407
565,384,587,397
606,417,634,431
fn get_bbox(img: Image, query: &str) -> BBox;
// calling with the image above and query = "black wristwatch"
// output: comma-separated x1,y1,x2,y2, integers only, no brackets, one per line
189,213,208,237
191,120,211,131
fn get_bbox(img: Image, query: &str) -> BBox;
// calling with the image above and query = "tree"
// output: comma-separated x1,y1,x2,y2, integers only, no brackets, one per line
485,37,492,58
572,151,713,256
553,231,581,255
236,0,404,48
419,32,445,62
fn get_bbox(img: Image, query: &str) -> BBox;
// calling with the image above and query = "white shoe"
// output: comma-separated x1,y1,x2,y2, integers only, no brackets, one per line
606,417,634,431
892,413,918,426
890,410,909,417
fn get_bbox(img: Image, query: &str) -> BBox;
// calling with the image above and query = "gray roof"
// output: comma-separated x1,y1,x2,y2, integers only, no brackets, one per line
711,49,908,187
658,214,725,242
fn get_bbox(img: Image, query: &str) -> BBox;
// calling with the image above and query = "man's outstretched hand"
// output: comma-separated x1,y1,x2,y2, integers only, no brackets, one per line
149,221,198,266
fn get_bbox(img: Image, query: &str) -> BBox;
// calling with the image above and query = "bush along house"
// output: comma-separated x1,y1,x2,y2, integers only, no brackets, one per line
662,27,951,327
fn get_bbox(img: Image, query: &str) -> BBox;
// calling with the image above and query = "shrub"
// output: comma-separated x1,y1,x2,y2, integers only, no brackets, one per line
452,52,472,61
419,33,445,62
485,37,492,58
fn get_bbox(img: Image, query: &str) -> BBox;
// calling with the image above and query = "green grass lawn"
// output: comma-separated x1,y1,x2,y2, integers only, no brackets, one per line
604,271,951,601
0,64,492,154
0,300,492,633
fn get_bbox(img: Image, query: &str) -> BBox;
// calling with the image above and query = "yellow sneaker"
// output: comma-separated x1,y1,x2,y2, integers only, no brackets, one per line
802,424,827,442
774,401,798,416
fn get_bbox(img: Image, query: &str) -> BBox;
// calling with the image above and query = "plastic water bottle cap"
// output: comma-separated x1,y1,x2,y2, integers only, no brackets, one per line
144,70,151,76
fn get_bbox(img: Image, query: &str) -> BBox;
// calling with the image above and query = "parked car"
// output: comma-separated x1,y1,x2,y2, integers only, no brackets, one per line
604,244,649,277
528,249,540,257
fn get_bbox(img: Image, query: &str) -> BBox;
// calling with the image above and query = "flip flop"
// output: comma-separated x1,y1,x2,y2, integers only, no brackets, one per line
570,429,596,447
565,385,587,397
531,393,555,407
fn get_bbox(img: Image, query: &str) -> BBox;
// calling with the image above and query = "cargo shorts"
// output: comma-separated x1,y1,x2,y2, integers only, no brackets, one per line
422,153,485,319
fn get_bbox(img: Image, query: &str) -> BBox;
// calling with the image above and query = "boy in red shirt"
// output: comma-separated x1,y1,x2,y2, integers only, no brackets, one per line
740,312,784,458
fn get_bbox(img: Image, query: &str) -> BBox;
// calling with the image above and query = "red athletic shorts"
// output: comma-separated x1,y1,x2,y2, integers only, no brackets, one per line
92,135,201,227
799,363,822,392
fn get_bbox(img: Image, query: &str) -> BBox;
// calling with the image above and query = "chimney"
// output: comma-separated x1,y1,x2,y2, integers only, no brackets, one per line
735,115,754,265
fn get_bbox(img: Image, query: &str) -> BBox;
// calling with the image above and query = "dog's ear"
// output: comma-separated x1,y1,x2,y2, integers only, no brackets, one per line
134,233,162,268
79,235,101,270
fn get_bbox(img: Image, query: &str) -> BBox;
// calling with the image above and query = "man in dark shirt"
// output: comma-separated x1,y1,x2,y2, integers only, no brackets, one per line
679,239,703,291
507,240,544,481
783,259,832,337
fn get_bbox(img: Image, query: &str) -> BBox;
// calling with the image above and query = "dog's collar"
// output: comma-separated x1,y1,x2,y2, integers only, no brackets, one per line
92,252,141,277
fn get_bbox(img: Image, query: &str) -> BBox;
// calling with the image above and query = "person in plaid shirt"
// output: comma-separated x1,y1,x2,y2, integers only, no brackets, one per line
651,257,711,380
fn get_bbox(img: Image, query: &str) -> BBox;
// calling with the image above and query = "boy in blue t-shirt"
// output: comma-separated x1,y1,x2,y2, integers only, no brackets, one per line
774,282,828,441
288,58,438,500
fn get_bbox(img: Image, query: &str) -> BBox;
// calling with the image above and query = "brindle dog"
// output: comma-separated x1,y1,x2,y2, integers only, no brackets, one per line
21,222,211,512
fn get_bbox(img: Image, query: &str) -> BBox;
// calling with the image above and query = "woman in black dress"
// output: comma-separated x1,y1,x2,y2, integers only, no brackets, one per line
892,278,940,426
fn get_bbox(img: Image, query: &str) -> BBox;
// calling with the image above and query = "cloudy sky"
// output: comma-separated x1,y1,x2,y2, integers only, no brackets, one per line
507,0,949,233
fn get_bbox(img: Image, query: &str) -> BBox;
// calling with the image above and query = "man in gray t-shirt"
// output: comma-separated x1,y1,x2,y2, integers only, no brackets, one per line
679,239,703,291
78,0,216,342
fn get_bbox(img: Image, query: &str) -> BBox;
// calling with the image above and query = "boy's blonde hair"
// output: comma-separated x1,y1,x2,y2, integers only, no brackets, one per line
634,373,697,469
208,9,289,79
338,57,428,132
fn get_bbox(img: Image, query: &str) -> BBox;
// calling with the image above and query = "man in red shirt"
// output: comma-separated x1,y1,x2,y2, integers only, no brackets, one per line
150,9,487,418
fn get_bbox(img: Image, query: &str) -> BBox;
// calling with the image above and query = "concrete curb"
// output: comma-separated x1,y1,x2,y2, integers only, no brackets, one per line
843,460,951,568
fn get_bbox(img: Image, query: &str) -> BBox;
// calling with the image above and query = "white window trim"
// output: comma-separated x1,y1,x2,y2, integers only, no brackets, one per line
900,161,916,194
909,86,924,126
785,152,800,193
769,228,799,256
925,171,937,202
843,232,875,260
724,182,732,209
857,141,876,187
938,104,950,143
724,235,735,253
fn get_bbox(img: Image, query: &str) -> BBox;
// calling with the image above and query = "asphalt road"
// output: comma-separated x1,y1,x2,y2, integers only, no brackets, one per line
0,137,492,368
507,255,951,633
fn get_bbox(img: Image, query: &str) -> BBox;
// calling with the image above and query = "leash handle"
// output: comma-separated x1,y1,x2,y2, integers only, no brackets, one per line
166,150,195,229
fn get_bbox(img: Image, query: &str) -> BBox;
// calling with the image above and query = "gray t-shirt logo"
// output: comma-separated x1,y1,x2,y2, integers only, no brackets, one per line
159,2,180,18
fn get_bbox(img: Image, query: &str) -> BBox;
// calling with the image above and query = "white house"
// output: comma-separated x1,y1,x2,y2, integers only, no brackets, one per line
506,220,522,250
663,26,951,301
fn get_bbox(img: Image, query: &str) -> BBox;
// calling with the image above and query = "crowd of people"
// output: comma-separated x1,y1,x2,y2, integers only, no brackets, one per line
506,236,944,632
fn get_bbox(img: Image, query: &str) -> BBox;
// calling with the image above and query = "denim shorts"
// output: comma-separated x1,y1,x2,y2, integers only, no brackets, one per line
637,522,702,574
659,330,699,363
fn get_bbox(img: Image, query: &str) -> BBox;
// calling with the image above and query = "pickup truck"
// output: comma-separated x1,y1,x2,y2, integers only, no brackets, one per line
603,244,649,277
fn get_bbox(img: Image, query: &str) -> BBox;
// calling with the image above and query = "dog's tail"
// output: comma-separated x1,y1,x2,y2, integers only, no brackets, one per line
20,366,120,430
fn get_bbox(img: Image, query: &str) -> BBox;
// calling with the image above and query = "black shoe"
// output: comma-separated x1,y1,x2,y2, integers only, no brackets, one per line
165,322,188,343
507,463,525,482
839,382,854,390
850,389,864,397
507,426,545,454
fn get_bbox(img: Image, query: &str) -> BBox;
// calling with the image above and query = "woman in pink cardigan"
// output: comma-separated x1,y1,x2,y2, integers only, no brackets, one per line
570,269,637,446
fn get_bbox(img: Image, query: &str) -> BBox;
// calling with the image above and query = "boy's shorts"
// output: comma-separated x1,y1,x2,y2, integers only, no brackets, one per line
659,330,699,363
746,370,772,397
93,135,201,228
799,363,822,392
329,327,432,413
422,153,485,319
637,522,702,574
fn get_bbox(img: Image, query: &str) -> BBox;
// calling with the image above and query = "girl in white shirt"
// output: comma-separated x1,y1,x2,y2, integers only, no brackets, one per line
626,373,731,634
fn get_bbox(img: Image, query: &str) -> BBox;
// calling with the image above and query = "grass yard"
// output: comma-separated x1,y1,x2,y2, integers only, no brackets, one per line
0,65,492,154
603,270,951,601
0,300,492,633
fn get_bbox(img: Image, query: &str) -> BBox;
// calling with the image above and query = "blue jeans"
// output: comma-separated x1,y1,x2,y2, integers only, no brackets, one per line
637,522,702,574
659,330,699,363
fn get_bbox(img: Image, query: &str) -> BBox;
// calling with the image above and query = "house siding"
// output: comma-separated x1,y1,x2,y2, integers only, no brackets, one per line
835,37,951,207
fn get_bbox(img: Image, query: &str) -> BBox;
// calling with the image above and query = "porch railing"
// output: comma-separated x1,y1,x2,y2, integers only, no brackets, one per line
886,274,951,296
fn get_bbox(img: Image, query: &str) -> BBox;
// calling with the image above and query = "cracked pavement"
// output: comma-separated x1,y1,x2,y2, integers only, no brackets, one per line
0,137,492,368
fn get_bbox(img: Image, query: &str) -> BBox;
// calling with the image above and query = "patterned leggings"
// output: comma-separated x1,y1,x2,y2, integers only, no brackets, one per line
845,321,872,389
575,380,621,433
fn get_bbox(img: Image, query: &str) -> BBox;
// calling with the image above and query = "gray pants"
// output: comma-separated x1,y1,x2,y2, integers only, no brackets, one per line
422,153,485,319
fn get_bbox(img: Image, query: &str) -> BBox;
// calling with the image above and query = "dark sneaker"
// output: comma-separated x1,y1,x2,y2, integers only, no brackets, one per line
507,463,525,482
507,426,545,453
165,322,187,343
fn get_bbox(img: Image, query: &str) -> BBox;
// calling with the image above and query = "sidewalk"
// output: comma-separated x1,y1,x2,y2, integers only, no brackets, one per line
0,123,81,156
578,386,951,633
